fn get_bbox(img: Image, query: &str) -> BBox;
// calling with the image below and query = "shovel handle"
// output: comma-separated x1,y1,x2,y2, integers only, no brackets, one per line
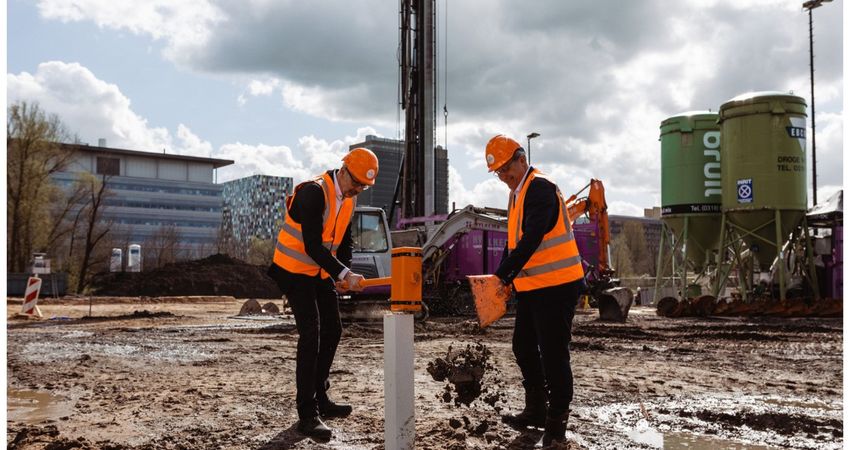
340,276,391,290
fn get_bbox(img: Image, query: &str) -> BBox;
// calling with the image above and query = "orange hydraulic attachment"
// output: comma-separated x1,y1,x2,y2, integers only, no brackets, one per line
565,179,611,274
346,247,422,312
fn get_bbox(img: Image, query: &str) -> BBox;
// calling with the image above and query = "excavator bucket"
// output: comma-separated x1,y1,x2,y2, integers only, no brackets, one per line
467,275,510,328
597,287,633,322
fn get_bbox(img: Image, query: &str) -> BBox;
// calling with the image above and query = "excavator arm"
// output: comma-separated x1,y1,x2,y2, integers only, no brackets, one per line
565,179,633,322
565,179,611,274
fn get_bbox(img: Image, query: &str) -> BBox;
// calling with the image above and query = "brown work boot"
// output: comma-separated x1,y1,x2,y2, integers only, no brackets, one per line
296,415,332,439
501,386,547,429
535,412,568,448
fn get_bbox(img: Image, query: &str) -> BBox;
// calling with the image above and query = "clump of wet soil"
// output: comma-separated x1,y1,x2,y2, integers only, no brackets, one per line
237,299,282,316
427,342,491,406
682,410,843,438
90,254,282,299
7,424,125,450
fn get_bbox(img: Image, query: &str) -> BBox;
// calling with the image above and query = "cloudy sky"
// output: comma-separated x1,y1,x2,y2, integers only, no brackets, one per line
6,0,845,215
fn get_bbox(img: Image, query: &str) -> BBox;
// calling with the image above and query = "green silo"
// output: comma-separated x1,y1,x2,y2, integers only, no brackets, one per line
660,111,722,271
719,91,808,269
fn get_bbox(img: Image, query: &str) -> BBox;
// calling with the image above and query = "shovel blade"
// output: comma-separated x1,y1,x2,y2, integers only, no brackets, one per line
467,275,509,328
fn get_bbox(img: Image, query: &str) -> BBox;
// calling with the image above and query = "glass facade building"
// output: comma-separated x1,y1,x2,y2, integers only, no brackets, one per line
221,175,294,242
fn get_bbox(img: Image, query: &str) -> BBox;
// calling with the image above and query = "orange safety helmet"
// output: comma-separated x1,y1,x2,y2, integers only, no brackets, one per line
485,135,522,172
342,147,379,185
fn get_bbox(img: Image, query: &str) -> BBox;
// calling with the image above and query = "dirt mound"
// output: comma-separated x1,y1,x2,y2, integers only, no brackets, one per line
657,296,843,318
90,254,282,299
427,343,491,406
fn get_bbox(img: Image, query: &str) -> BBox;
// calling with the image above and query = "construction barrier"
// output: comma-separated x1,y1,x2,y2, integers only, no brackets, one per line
21,277,43,317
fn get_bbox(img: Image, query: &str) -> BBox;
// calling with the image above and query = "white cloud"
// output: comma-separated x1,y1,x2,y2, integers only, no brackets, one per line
17,1,845,218
214,142,309,184
248,78,279,96
36,0,225,62
448,166,509,210
7,61,172,150
6,62,379,186
175,124,213,157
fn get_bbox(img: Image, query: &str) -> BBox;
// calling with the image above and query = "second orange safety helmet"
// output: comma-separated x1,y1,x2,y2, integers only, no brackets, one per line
485,135,522,172
342,147,379,185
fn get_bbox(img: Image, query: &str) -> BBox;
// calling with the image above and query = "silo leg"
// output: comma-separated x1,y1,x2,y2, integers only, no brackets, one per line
802,217,821,300
653,225,668,306
775,210,786,301
682,216,689,299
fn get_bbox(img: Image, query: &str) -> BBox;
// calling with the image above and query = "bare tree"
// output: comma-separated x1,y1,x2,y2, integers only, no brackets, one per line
246,236,275,265
74,173,113,293
146,223,182,269
610,233,635,276
621,221,652,276
7,101,76,272
44,181,88,267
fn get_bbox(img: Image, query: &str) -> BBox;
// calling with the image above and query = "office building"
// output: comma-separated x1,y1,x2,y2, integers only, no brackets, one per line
52,142,233,260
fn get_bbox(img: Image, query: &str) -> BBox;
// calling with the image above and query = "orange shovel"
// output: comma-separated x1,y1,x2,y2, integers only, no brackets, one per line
467,275,511,328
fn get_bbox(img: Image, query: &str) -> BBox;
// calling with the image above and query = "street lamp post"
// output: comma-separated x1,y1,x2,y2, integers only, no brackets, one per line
802,0,831,208
526,132,540,165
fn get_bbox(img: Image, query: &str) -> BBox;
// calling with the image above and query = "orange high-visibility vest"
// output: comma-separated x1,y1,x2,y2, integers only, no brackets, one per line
273,172,355,279
507,169,585,292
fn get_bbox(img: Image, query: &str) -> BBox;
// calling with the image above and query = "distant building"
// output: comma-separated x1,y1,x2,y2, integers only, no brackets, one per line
222,175,293,242
643,207,662,219
609,215,663,254
609,214,664,275
348,135,449,217
434,145,449,214
52,142,233,260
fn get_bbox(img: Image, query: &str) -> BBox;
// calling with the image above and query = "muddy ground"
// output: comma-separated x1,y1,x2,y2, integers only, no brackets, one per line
6,299,843,449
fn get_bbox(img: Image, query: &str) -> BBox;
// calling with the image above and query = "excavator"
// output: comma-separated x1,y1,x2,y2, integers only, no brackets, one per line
346,178,634,322
564,179,633,321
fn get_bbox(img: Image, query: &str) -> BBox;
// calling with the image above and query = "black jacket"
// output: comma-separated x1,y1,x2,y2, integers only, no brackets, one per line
494,172,560,285
268,170,353,286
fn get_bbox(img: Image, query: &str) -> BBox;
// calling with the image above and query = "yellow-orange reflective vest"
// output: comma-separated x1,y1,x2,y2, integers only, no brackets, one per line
273,172,355,279
507,169,585,292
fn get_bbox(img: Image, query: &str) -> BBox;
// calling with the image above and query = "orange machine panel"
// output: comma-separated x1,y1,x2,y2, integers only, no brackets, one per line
390,247,422,312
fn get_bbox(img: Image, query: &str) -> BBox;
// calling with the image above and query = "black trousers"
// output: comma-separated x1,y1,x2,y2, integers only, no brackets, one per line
269,265,342,419
512,279,581,417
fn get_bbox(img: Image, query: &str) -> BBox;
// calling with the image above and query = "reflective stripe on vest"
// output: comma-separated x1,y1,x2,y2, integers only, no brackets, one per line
508,169,585,292
273,172,355,278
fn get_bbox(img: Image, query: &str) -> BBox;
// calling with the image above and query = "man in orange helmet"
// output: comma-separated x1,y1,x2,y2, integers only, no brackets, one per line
267,147,378,439
485,135,585,447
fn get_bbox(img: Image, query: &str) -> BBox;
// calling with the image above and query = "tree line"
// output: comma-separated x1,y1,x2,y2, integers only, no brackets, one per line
7,101,233,294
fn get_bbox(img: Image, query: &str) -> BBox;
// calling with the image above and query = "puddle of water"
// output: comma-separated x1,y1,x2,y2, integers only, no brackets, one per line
7,389,74,423
580,393,843,450
664,431,776,449
22,341,213,363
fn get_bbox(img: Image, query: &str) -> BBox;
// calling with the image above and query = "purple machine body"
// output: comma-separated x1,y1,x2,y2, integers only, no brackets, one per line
828,225,843,299
436,218,600,283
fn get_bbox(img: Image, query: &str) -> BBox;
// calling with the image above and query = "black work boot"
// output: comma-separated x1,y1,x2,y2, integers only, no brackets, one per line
501,386,547,429
296,415,332,439
535,412,568,448
318,399,353,418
